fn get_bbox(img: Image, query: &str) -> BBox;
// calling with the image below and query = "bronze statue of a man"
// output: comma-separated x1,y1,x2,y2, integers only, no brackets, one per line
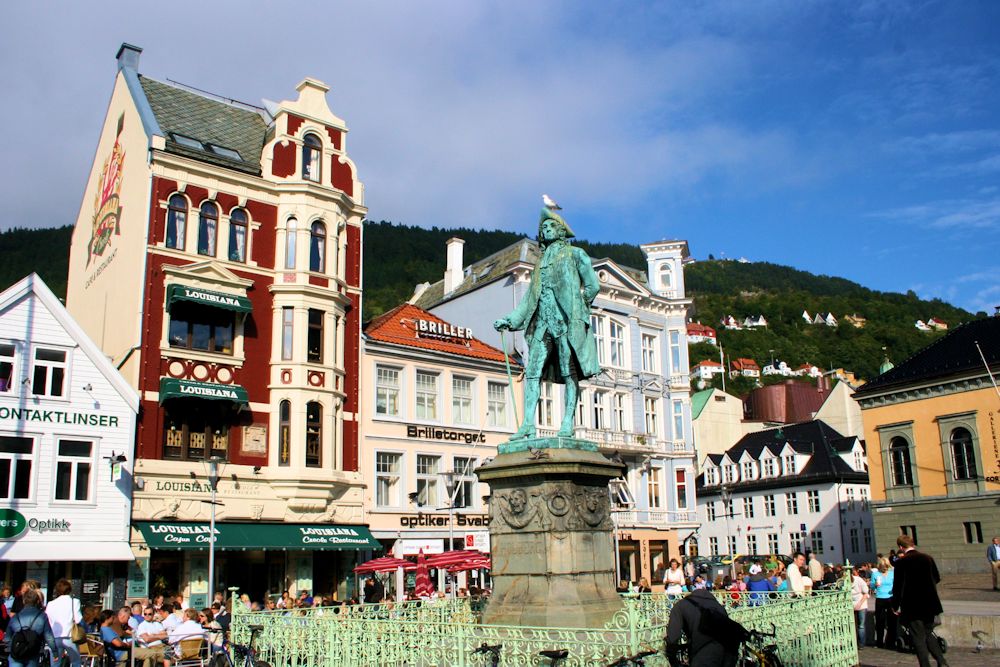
494,206,601,439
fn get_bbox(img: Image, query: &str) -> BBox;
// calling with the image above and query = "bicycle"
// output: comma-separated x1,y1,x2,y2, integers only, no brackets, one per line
739,625,783,667
472,642,502,667
211,625,271,667
607,648,658,666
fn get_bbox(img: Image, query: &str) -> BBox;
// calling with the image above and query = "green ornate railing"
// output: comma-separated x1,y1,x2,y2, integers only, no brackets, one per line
231,587,857,666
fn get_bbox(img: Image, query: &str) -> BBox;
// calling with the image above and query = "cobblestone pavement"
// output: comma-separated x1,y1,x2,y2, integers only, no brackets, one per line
859,645,1000,666
937,572,1000,603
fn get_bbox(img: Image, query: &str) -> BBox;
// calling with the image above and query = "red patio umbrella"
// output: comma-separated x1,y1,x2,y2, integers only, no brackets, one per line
447,556,491,573
425,549,482,568
413,549,435,598
353,556,416,574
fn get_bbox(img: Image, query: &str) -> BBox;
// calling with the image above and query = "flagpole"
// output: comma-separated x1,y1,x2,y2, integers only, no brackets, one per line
500,329,520,427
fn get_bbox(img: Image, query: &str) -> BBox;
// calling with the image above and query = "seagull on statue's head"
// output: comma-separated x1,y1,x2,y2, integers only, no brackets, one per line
542,194,562,210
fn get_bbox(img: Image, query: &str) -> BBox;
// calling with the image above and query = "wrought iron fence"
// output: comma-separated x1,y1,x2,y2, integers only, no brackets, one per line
231,586,857,666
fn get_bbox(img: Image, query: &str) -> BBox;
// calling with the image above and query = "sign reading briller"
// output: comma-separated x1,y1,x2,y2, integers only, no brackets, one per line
0,509,27,539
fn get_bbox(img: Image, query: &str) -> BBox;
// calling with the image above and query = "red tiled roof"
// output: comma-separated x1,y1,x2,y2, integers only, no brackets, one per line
693,360,723,368
364,303,517,365
732,357,760,370
687,323,717,336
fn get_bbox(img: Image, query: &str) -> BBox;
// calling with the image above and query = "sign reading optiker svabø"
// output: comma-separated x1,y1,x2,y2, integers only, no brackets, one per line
0,509,27,539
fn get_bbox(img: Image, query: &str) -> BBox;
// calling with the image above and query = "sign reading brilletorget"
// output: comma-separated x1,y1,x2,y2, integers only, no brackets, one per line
406,425,486,443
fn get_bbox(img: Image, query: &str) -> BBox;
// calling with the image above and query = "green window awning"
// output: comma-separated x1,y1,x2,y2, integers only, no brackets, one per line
159,378,249,404
167,285,251,313
135,522,381,551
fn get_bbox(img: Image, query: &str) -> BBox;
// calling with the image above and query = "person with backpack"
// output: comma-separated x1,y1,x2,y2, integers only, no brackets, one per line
7,588,60,667
665,589,745,667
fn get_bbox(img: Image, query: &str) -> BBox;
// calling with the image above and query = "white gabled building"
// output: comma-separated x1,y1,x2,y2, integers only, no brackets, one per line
697,420,874,564
0,274,139,608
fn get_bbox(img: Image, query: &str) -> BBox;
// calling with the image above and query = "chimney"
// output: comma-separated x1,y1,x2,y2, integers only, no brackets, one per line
443,238,465,296
116,43,142,71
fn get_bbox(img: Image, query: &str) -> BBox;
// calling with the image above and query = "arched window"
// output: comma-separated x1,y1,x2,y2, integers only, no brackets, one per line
305,401,322,467
166,194,187,249
285,218,297,270
278,400,291,466
228,208,248,262
889,437,913,486
659,262,673,290
310,221,326,272
197,202,218,256
950,427,977,480
302,133,322,182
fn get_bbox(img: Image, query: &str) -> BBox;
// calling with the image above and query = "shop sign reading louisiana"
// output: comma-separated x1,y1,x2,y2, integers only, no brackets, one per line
298,526,371,547
147,523,219,545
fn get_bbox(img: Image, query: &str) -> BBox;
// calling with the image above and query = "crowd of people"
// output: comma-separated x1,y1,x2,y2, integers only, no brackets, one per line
0,582,231,667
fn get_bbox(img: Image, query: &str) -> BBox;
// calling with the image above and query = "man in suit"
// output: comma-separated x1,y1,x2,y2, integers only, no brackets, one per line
891,535,948,667
988,536,1000,591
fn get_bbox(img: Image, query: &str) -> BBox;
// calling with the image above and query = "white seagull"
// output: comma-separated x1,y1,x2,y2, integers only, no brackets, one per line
542,194,562,210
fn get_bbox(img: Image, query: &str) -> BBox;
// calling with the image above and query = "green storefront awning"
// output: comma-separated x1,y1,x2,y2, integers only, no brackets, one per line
135,522,381,551
167,285,251,313
159,378,249,404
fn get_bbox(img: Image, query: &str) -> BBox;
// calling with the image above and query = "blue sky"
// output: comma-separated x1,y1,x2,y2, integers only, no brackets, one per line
3,1,998,313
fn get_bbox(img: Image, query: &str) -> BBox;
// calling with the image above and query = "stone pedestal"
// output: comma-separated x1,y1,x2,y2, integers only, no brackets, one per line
476,443,626,628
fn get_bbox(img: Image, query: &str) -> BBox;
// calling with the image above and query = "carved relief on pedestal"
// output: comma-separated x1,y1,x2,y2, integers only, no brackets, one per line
491,482,611,534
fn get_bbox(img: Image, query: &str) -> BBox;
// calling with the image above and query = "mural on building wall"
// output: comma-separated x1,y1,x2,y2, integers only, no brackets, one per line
88,118,125,265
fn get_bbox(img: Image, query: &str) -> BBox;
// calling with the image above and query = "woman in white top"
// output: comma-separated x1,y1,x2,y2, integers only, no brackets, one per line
664,558,685,595
45,578,83,667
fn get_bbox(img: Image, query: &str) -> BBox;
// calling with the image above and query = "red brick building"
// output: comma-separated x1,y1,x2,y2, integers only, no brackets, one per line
65,44,375,604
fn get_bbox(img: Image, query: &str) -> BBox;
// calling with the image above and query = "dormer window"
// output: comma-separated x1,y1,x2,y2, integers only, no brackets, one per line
197,202,218,256
310,221,326,272
723,464,736,483
704,467,718,485
228,209,248,262
762,457,775,478
166,194,188,250
741,461,755,480
303,133,322,182
853,450,865,472
783,454,797,475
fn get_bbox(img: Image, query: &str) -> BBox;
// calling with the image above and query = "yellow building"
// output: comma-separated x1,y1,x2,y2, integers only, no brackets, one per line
853,316,1000,573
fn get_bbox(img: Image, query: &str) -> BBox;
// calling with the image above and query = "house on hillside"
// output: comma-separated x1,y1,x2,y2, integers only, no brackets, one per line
763,360,794,377
691,359,725,383
813,312,838,327
697,420,874,564
915,319,931,331
743,315,768,328
928,317,948,331
720,315,742,330
795,363,823,378
730,358,760,378
687,322,717,345
842,314,867,328
802,310,812,324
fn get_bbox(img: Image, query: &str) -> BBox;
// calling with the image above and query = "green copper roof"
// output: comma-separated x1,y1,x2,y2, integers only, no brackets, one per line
690,388,714,420
139,76,267,175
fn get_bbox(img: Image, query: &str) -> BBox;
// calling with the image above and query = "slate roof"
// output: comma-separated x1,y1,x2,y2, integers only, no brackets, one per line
364,303,520,365
854,316,1000,397
698,420,867,496
139,76,268,175
412,238,653,310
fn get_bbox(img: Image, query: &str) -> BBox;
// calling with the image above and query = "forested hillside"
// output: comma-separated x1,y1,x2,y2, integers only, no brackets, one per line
0,226,73,298
0,222,978,385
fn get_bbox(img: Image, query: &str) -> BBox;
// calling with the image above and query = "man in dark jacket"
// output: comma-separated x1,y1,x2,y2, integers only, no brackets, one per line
665,589,740,667
891,535,948,667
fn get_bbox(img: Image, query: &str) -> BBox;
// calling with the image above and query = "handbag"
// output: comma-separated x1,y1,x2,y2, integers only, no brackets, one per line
69,595,87,644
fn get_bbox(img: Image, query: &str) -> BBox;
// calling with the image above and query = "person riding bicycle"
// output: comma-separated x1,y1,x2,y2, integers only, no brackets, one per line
665,589,742,667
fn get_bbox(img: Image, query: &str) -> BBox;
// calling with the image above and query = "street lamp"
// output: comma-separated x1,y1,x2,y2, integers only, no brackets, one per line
201,456,224,608
719,485,737,578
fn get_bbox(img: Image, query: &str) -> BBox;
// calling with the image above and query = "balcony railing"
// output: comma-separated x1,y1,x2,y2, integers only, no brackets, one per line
669,373,690,388
537,428,695,457
614,509,698,527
